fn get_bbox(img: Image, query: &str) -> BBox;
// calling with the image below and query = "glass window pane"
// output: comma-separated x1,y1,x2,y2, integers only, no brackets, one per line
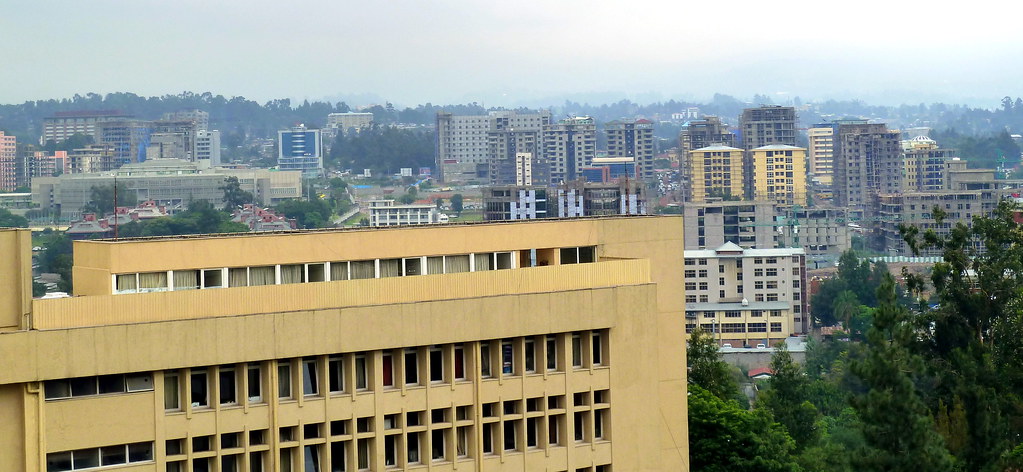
101,445,126,465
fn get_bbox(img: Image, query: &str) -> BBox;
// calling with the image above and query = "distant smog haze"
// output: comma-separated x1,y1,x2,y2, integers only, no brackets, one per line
0,0,1018,108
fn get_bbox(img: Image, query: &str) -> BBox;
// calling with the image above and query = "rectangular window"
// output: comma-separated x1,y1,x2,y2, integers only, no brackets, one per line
220,366,237,405
501,340,514,375
527,418,539,448
482,424,494,454
307,263,326,283
407,432,421,464
572,334,582,368
302,358,319,396
405,349,419,385
330,261,349,281
480,342,492,378
173,270,199,290
249,266,275,286
164,373,180,410
591,332,603,366
304,445,320,472
384,435,397,467
546,335,557,371
330,442,346,471
456,426,469,457
430,347,443,383
191,369,209,408
355,355,367,390
574,412,586,442
329,356,345,393
278,363,292,399
453,345,465,380
379,259,401,278
548,415,561,446
382,353,394,387
431,429,446,461
280,264,303,284
524,339,535,373
280,449,293,472
504,421,517,451
248,364,262,403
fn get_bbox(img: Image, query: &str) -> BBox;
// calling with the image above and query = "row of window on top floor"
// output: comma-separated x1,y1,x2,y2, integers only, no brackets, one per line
42,331,609,407
112,246,597,294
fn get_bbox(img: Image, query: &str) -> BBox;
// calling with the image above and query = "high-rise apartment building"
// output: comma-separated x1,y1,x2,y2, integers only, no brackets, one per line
739,106,797,199
41,110,132,145
605,120,655,180
278,125,323,177
684,243,809,346
678,117,736,195
687,145,744,202
0,216,689,471
487,112,552,186
436,112,491,182
683,201,777,249
0,131,16,191
807,124,835,186
902,136,957,192
543,117,597,184
833,122,901,210
752,145,807,206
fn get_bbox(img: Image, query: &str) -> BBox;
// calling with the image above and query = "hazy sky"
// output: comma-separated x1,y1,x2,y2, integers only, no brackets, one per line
2,0,1020,108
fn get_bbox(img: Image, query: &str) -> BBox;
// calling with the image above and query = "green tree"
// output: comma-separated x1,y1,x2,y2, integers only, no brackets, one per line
0,208,29,228
435,198,444,209
758,345,820,451
220,176,254,209
689,384,802,472
833,290,860,331
84,183,137,216
273,199,332,229
849,274,953,472
398,194,416,204
38,233,73,293
687,327,737,401
450,194,464,215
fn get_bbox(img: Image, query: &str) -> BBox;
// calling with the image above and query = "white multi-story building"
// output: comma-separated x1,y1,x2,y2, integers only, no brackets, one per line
684,243,808,347
327,112,374,132
368,200,445,227
194,130,222,167
543,116,596,184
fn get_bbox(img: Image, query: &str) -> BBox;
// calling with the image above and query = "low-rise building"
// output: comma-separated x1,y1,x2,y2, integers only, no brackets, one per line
684,243,808,346
482,186,549,220
368,200,445,227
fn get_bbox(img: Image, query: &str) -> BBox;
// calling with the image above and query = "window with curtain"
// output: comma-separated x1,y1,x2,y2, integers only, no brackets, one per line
173,270,199,291
426,256,444,275
138,272,168,292
228,268,248,287
249,266,275,286
329,262,349,281
445,255,470,273
116,274,137,293
379,259,401,278
280,265,303,284
350,261,375,280
474,253,493,271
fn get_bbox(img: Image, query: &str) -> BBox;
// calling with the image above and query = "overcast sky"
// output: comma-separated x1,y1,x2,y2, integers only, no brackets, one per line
2,0,1020,108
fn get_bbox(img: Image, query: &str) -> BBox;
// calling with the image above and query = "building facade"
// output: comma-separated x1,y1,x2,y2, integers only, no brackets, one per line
162,110,210,132
683,201,776,249
0,216,689,471
95,120,156,167
31,159,302,220
0,131,16,191
684,243,808,346
752,145,807,206
194,130,222,167
806,125,835,186
487,112,552,186
605,120,655,180
543,117,597,184
278,126,323,177
367,200,444,227
327,113,374,132
902,137,957,192
436,113,491,183
687,145,744,203
41,110,133,145
833,122,901,211
482,187,549,221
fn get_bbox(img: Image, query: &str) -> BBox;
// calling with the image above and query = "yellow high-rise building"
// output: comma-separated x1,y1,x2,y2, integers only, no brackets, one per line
0,217,689,472
752,145,807,206
687,145,744,202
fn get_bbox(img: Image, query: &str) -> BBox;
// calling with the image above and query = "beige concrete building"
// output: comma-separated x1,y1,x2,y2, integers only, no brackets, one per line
544,117,597,184
687,145,744,202
806,126,834,186
684,243,808,346
901,136,958,192
31,159,302,220
752,145,807,206
0,216,689,471
327,113,374,132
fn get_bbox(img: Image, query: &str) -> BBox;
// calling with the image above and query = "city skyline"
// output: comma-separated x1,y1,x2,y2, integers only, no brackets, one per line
2,0,1020,108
